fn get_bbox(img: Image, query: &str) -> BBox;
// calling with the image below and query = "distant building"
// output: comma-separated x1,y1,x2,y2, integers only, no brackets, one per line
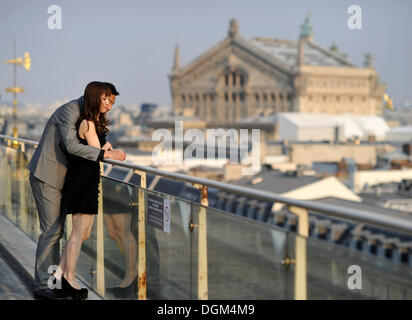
229,166,361,212
386,126,412,142
289,143,377,167
169,15,386,125
277,112,389,142
136,103,158,126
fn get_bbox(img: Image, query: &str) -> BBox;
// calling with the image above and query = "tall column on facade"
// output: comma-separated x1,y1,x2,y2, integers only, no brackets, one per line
204,94,209,121
275,91,281,113
280,92,286,112
218,92,224,124
235,95,241,121
198,94,203,119
254,92,259,116
170,44,181,116
246,90,253,118
175,94,182,116
213,93,219,124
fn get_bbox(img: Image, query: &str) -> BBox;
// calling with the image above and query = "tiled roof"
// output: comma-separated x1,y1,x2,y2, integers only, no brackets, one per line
230,168,320,194
248,38,354,67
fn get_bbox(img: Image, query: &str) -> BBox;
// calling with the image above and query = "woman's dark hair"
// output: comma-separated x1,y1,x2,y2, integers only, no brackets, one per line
79,81,113,137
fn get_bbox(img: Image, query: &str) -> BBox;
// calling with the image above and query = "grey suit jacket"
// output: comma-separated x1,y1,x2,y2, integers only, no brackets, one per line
28,96,103,190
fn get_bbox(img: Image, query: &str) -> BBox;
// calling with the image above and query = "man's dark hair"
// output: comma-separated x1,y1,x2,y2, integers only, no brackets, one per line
104,82,120,96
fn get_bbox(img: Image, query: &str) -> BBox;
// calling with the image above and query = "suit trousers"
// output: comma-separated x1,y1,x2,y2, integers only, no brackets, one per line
29,173,66,290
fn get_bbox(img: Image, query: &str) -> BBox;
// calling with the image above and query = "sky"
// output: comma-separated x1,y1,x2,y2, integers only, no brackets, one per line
0,0,411,111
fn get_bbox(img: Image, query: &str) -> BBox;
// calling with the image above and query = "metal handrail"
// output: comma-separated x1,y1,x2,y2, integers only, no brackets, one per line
1,134,412,235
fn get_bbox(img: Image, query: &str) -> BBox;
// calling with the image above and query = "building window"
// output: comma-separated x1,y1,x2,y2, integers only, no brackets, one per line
232,93,236,102
196,94,199,102
255,93,260,102
225,74,229,86
263,93,267,103
182,94,186,102
240,93,245,102
232,72,236,86
240,75,244,86
225,93,229,102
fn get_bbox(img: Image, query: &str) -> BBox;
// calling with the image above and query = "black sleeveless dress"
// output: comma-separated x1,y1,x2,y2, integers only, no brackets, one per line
61,130,106,215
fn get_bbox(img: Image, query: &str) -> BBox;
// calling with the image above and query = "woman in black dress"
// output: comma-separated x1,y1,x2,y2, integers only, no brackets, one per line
54,81,119,299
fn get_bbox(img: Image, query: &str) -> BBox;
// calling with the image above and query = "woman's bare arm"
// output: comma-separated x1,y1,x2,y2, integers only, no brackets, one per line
79,119,101,149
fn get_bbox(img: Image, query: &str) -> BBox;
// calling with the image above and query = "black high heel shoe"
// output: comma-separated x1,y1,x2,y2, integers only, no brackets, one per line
61,276,88,300
109,277,138,299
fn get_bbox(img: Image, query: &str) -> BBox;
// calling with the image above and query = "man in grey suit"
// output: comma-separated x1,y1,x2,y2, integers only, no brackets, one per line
28,82,126,299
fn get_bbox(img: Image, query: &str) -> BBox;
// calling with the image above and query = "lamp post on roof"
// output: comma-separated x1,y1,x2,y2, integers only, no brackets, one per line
3,37,31,140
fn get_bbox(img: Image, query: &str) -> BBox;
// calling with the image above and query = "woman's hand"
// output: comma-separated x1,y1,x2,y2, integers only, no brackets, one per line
102,142,113,151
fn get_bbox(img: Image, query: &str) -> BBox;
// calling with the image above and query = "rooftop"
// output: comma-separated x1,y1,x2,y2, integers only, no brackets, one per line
249,38,354,68
229,168,320,194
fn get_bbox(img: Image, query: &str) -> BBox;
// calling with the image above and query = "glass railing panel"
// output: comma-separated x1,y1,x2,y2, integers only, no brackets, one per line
141,187,194,300
303,232,412,299
16,146,41,241
67,176,137,299
0,144,13,222
73,177,194,300
101,176,137,299
2,144,18,224
0,143,41,241
200,205,294,299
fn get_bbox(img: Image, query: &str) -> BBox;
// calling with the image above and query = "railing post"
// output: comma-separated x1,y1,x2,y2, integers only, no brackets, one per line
134,170,147,300
288,205,308,300
17,142,28,232
96,162,105,296
194,183,208,300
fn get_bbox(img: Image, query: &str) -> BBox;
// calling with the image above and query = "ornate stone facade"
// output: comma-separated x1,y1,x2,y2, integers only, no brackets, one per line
169,17,386,124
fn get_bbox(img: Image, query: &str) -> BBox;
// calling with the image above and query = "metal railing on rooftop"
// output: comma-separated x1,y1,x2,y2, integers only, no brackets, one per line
2,134,411,235
1,134,412,300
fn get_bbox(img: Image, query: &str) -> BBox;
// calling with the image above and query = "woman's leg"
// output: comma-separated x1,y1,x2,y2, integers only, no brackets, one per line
104,214,125,256
56,213,95,289
112,213,137,287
